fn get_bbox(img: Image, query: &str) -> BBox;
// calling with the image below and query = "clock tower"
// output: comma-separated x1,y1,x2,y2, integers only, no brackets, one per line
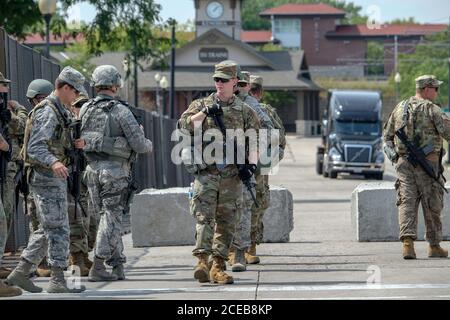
194,0,244,40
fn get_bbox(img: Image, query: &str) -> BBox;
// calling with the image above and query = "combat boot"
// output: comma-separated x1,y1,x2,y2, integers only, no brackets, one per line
88,256,118,282
194,254,209,283
112,264,125,280
83,253,93,269
245,243,260,264
210,257,233,284
428,244,448,258
208,255,226,271
231,249,246,272
228,247,236,266
6,259,43,293
0,280,22,297
47,267,86,293
0,266,12,279
402,237,416,259
69,252,90,277
36,259,51,277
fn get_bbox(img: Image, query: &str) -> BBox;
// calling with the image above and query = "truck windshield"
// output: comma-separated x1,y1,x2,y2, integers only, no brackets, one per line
334,120,380,136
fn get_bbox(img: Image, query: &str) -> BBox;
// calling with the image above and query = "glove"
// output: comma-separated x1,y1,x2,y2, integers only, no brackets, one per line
0,109,11,123
238,163,257,181
201,103,222,116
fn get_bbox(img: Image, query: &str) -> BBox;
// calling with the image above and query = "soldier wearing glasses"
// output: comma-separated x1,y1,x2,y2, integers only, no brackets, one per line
178,61,260,284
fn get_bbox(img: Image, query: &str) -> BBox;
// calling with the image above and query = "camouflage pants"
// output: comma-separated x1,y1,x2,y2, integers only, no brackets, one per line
232,184,253,250
85,161,128,267
395,156,443,245
251,174,270,244
4,161,19,235
68,182,98,254
21,169,70,268
0,199,6,265
190,168,241,259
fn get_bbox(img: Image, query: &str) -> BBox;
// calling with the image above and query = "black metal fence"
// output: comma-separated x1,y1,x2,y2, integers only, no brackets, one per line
1,28,192,252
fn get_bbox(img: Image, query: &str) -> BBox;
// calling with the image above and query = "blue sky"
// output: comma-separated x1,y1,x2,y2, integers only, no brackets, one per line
67,0,450,25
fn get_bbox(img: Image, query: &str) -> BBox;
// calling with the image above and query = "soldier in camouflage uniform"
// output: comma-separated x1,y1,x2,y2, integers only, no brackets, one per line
248,75,287,264
225,71,273,272
24,79,55,278
6,67,87,293
0,75,22,297
67,94,96,276
178,61,260,284
78,65,152,282
0,73,28,279
383,75,449,259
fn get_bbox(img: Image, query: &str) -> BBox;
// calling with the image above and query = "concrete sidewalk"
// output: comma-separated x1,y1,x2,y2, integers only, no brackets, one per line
5,136,450,300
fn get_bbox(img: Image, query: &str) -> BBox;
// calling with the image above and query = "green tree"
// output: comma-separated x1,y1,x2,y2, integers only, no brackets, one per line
0,0,42,38
392,31,449,107
242,0,367,31
389,17,418,24
366,41,384,76
59,0,170,76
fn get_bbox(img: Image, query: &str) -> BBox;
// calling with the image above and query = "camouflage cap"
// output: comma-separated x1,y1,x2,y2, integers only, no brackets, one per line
71,94,89,108
58,66,87,95
0,72,11,84
238,71,251,84
250,75,263,87
212,60,238,79
415,75,443,89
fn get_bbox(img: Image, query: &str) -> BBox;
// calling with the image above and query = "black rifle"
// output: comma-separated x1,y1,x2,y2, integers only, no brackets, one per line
68,120,86,218
209,102,259,207
14,161,29,215
395,127,448,193
0,92,11,201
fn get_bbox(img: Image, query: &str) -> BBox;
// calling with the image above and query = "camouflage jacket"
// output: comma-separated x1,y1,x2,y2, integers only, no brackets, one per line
260,103,286,152
383,96,450,157
178,93,261,173
237,92,273,129
6,102,28,162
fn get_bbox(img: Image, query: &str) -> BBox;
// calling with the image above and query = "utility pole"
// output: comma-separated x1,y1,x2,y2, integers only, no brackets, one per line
169,18,177,119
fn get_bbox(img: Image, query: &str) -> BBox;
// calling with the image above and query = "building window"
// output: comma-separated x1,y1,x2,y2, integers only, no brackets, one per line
274,19,300,33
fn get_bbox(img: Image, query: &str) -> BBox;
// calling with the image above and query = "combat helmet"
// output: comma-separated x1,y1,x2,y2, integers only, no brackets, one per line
91,65,123,88
26,79,54,98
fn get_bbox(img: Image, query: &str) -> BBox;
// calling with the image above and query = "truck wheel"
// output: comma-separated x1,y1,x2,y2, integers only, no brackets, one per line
316,153,323,175
375,173,383,180
322,164,329,178
330,171,338,179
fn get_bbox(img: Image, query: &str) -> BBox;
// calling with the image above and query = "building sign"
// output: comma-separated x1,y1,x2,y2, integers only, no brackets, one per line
199,48,229,62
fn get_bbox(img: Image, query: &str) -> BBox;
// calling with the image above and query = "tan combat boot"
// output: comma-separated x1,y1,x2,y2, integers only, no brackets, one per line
402,237,416,260
228,247,236,267
428,244,448,258
0,266,12,279
69,252,90,277
245,243,260,264
210,257,234,284
0,280,22,297
194,254,209,283
36,259,51,277
47,267,86,293
83,253,93,269
231,249,246,272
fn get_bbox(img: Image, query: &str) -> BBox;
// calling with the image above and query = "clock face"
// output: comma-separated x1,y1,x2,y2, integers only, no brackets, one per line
206,1,224,19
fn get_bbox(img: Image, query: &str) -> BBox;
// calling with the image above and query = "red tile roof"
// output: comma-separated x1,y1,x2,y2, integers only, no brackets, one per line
241,30,272,43
260,3,346,16
327,24,448,37
22,33,84,45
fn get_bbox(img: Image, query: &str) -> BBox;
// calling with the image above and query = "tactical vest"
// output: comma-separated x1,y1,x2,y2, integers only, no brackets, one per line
21,97,72,170
80,96,133,162
394,98,442,156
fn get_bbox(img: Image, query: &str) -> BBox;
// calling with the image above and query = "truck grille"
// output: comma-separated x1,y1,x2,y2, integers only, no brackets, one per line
344,145,371,163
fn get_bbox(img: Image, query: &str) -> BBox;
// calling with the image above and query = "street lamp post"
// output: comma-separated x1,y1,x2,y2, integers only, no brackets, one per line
155,74,169,187
394,72,401,103
38,0,57,59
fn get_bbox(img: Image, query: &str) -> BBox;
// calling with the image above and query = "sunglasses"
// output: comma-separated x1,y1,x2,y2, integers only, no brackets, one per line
214,77,230,83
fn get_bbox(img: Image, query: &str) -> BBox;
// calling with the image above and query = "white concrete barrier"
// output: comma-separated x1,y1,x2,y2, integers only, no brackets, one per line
131,186,294,247
351,182,450,241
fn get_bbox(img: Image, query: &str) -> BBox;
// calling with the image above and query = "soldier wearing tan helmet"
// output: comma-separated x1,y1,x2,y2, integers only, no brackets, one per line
383,75,449,259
